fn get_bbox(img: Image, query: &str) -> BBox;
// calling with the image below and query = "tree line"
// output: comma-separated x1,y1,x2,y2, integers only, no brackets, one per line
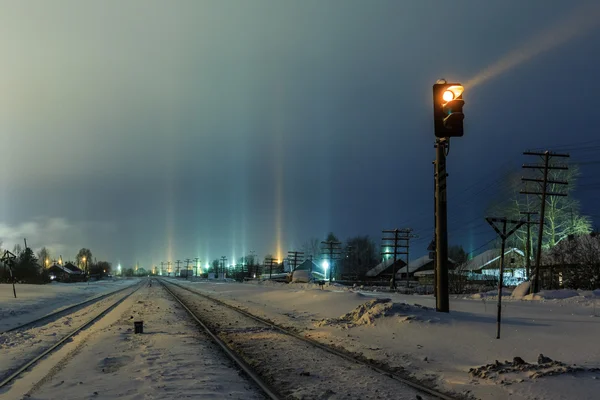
0,244,113,284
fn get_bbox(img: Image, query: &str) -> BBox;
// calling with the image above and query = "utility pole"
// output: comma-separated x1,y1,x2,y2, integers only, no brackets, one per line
167,261,172,276
1,250,17,298
435,138,450,312
194,257,200,277
184,259,191,278
287,251,304,273
432,160,437,298
382,230,400,290
382,229,417,290
220,256,227,278
321,240,342,281
519,211,539,279
432,79,465,311
264,256,276,279
344,245,355,280
175,260,182,276
160,261,165,276
521,150,569,293
485,217,525,339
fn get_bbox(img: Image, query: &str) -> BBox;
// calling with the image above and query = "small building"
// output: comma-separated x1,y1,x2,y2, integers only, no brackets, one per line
291,259,326,280
461,248,526,286
396,255,456,280
48,262,86,282
365,258,407,281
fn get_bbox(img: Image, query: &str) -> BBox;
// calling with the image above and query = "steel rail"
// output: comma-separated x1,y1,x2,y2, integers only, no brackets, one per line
162,278,457,400
158,279,281,400
0,281,144,388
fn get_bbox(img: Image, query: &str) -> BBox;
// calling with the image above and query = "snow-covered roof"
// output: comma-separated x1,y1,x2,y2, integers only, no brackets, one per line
395,255,456,277
461,248,524,272
365,257,406,277
294,259,321,273
542,234,600,265
49,262,84,275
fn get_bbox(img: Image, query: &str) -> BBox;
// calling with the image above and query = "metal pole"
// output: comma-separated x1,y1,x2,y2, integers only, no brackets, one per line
525,214,531,279
390,230,398,290
327,247,332,281
533,152,550,293
520,211,537,280
435,139,449,312
406,235,410,289
497,222,507,339
433,160,437,298
9,265,16,298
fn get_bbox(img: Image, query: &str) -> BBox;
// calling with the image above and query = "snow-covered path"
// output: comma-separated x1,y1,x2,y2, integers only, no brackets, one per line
171,279,600,400
2,281,265,400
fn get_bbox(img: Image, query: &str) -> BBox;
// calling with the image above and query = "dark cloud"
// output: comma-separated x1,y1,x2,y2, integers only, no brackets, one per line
1,1,599,266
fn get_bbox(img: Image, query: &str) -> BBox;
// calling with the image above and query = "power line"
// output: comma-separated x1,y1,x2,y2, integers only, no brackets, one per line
528,139,600,152
466,237,497,257
398,155,520,228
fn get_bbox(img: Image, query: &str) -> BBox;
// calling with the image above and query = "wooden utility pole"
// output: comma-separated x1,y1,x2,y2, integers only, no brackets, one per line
520,211,539,279
435,138,449,312
486,217,525,339
1,250,17,298
382,229,417,290
287,251,304,272
175,260,182,276
220,256,227,278
264,256,276,279
521,150,569,293
194,257,200,276
321,240,342,281
184,259,192,277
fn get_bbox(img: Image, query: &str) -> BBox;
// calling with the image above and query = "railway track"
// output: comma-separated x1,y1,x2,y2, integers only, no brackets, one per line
1,281,140,334
0,280,144,389
160,278,457,400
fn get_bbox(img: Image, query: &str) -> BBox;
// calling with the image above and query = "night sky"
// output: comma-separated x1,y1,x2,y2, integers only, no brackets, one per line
1,1,599,268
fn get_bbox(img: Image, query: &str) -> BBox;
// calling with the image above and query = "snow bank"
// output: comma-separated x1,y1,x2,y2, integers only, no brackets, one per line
471,288,512,299
511,281,531,299
316,298,438,328
243,279,353,292
522,289,580,301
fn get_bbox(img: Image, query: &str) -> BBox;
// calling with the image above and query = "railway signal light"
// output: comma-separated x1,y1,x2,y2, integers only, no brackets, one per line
433,80,465,137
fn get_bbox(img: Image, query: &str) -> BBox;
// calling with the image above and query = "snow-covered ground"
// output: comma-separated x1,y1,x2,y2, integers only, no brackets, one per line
1,284,141,385
171,279,600,400
0,279,140,332
2,281,264,399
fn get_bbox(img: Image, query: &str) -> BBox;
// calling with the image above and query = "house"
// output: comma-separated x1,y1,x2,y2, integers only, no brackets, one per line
48,262,86,282
537,233,600,289
397,255,456,280
292,259,326,280
461,248,526,286
365,258,407,280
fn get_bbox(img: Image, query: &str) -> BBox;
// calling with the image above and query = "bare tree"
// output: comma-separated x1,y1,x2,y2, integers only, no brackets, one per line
301,237,321,261
488,165,592,253
340,236,378,280
37,247,51,268
13,244,23,256
76,248,93,273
